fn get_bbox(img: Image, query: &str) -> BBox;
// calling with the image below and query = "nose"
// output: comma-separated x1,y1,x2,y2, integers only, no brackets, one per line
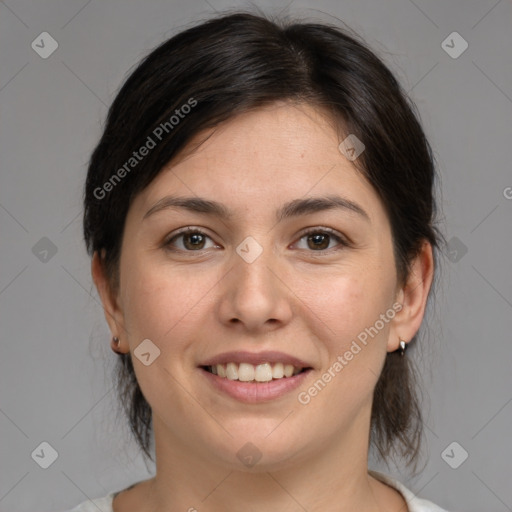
217,245,293,333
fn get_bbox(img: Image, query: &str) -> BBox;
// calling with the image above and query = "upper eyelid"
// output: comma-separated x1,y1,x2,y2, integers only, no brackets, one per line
296,226,346,239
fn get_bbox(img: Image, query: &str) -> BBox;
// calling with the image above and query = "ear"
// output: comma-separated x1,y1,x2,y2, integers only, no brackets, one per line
91,250,128,352
388,240,434,352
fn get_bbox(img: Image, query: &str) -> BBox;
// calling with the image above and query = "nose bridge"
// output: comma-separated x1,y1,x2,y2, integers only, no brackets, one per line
233,238,278,301
219,236,292,329
235,246,273,289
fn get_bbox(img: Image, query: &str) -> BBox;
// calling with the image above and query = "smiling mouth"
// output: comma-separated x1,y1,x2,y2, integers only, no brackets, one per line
201,362,311,383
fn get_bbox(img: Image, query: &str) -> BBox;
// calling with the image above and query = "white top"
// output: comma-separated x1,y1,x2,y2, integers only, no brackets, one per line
64,470,450,511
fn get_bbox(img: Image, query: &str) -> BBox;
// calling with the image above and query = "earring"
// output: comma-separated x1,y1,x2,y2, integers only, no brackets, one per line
111,336,122,355
398,339,407,357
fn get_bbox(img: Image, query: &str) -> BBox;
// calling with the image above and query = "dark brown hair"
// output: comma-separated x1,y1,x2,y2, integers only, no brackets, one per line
83,11,444,470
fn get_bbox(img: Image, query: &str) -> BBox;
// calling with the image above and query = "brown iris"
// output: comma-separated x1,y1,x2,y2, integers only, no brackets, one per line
307,233,330,250
183,232,206,250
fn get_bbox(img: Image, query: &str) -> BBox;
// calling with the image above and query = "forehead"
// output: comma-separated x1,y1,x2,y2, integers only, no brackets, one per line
171,101,342,172
130,102,387,229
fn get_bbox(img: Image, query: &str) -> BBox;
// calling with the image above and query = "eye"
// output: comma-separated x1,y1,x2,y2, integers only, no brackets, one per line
163,227,219,251
163,226,349,254
294,228,348,252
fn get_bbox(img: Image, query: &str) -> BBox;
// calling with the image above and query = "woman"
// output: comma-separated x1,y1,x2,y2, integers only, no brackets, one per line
71,11,448,512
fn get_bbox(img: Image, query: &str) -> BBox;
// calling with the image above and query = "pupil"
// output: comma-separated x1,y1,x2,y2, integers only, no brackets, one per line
308,233,329,250
185,233,204,250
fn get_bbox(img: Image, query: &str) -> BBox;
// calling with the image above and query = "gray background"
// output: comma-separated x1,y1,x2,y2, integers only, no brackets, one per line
1,1,511,511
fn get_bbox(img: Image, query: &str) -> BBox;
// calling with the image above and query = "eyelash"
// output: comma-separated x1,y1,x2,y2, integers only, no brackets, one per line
162,226,350,255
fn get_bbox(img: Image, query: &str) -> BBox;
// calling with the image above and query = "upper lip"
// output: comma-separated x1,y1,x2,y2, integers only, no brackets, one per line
199,351,313,369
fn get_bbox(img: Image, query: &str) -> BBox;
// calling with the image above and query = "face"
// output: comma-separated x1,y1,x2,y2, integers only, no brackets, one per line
95,101,427,471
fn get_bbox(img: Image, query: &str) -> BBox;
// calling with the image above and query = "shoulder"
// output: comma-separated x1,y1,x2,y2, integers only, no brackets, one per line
59,492,116,512
369,470,451,512
59,474,451,512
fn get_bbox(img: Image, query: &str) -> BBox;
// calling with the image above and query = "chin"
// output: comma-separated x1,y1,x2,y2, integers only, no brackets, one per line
206,428,307,473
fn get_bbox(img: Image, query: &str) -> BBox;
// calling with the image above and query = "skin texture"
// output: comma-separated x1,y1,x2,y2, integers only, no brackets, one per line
93,101,433,511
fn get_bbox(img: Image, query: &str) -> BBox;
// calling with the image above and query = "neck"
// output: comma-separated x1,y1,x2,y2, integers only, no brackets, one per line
142,412,388,512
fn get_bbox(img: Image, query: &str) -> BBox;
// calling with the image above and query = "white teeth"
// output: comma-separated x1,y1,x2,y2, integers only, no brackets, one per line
238,363,255,382
284,364,294,378
226,362,239,380
255,363,273,382
208,362,304,382
271,362,284,379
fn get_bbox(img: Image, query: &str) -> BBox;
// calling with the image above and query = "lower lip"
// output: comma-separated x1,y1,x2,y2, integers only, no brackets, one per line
199,367,312,403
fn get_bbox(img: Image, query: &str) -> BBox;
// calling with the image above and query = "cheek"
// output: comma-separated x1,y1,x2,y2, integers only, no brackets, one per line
118,262,214,403
302,269,394,349
295,273,392,424
120,257,218,347
300,268,394,399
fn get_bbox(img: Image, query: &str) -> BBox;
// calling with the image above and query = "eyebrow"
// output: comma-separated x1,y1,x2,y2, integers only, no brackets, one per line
143,194,371,223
